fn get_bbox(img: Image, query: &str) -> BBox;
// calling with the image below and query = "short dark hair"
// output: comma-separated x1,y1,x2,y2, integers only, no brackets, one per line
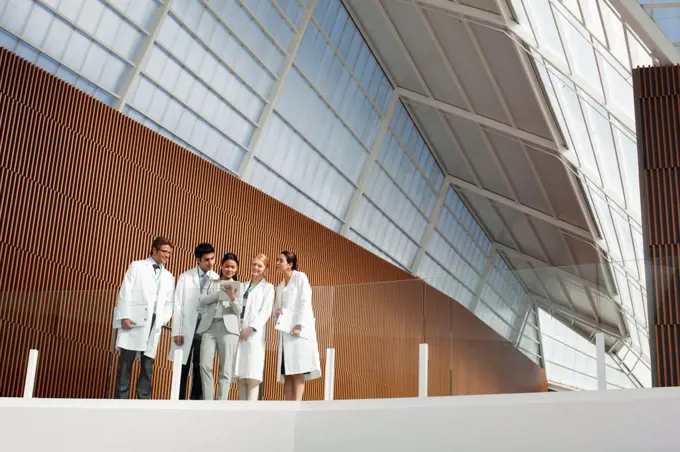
194,243,215,260
220,252,239,281
281,250,298,271
150,236,173,255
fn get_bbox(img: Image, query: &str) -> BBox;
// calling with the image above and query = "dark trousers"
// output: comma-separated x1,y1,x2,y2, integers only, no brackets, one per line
114,348,154,399
179,332,203,400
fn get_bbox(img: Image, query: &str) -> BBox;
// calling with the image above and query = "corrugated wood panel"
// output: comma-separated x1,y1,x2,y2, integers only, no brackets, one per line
451,302,547,395
424,284,452,397
0,47,546,399
635,64,680,387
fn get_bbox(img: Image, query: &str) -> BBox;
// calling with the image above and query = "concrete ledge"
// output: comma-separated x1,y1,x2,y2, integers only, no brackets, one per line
2,388,679,451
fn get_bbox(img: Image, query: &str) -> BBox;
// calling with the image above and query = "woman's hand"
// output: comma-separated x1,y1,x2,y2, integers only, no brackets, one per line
224,283,237,301
291,325,302,337
274,307,283,318
240,327,254,341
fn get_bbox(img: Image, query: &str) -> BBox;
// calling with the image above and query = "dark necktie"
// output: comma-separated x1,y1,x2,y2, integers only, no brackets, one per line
153,264,160,272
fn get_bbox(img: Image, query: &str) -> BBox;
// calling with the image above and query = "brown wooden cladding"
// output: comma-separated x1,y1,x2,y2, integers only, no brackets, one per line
634,64,680,387
0,47,546,399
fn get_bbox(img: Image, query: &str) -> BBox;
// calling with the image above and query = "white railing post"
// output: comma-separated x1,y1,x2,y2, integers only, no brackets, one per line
595,332,607,391
171,349,183,401
23,349,39,398
324,348,336,401
419,343,428,398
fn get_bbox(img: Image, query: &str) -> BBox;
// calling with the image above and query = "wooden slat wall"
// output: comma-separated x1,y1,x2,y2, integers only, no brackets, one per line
0,48,546,399
634,64,680,387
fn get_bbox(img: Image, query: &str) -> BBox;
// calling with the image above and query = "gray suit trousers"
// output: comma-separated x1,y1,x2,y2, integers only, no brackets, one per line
200,320,239,400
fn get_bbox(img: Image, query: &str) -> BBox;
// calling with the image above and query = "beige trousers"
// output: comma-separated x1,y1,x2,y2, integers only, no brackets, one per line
238,378,260,401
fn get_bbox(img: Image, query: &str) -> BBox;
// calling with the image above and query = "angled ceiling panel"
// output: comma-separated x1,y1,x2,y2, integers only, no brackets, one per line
380,0,468,108
423,7,511,124
344,0,427,94
484,130,552,215
444,114,513,198
469,22,553,140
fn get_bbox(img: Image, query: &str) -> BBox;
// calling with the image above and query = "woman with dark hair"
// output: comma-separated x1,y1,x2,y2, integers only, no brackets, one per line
274,251,321,401
196,253,241,400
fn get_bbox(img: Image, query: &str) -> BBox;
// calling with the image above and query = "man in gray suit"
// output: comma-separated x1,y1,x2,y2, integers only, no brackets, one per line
196,253,241,400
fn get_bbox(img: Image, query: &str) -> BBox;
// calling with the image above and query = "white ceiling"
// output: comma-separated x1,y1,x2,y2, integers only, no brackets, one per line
343,0,632,344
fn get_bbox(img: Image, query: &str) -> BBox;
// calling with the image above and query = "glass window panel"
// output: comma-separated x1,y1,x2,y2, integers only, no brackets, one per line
525,0,566,62
42,14,72,60
582,100,624,202
276,67,368,182
255,113,354,219
600,56,634,119
551,72,600,180
57,0,85,23
558,14,603,98
98,53,126,92
247,159,342,231
600,2,629,67
80,42,108,84
0,28,18,49
577,0,606,44
1,0,33,35
23,2,53,48
614,129,641,217
77,0,105,35
206,0,284,72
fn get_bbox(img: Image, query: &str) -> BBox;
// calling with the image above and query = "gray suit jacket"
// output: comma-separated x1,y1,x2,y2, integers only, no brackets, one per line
196,279,242,335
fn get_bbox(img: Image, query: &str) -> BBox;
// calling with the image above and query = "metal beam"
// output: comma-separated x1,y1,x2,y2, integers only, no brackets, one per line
340,91,400,236
414,0,506,28
114,0,173,112
511,300,532,346
398,87,560,152
496,243,615,298
238,0,318,179
531,294,620,338
449,175,606,250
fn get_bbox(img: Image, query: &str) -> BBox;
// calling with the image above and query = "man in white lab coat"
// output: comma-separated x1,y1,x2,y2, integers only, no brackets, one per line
113,237,175,399
168,243,218,400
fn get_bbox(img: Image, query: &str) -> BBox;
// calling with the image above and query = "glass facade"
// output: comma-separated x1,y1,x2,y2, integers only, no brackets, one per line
538,308,638,390
509,0,651,388
0,0,659,390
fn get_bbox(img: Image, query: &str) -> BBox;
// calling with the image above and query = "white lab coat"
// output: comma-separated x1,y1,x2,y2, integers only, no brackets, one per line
168,267,219,365
234,280,275,383
114,258,175,359
275,271,321,383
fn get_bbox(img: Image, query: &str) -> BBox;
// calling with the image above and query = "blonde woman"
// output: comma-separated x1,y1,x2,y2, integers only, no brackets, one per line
196,253,241,400
234,254,275,400
274,251,321,401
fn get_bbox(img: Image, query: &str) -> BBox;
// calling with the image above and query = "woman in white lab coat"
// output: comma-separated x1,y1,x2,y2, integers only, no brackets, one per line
274,251,321,401
234,254,275,400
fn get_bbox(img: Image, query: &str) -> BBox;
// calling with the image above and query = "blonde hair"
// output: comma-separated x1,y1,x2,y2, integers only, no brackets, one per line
253,253,270,268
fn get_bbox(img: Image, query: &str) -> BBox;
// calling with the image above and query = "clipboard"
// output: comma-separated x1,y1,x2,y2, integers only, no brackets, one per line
275,308,309,339
112,304,149,329
215,280,240,302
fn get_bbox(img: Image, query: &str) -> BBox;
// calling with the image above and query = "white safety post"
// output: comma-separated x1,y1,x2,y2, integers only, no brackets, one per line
23,349,39,398
419,343,428,398
595,332,607,391
324,348,336,401
171,349,183,400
